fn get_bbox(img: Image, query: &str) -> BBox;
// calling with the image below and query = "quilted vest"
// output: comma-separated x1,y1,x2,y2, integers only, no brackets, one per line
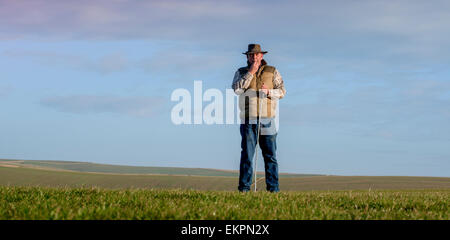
238,62,277,119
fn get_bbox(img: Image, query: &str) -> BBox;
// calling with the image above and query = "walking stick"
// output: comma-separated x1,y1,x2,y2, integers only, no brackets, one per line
254,87,264,192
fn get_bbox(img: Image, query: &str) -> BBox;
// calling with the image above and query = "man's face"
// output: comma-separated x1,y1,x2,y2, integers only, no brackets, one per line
247,53,264,64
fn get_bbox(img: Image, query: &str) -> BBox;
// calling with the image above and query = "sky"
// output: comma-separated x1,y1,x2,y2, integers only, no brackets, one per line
1,0,449,177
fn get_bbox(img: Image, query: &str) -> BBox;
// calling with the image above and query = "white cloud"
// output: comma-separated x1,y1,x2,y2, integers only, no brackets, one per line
0,0,253,41
139,47,234,81
3,50,129,74
281,81,450,141
40,95,166,117
0,84,14,98
3,0,450,140
2,0,449,61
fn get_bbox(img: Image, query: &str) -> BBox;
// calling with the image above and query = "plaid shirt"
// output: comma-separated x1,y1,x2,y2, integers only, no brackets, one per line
231,66,286,99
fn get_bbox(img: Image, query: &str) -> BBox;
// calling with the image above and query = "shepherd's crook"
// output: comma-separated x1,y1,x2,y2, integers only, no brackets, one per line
254,90,263,192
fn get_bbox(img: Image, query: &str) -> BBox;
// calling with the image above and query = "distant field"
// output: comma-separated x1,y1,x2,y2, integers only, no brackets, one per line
1,166,449,191
0,159,319,178
1,187,448,220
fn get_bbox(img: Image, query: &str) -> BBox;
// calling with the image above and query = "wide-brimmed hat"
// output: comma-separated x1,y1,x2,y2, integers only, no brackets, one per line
242,44,268,55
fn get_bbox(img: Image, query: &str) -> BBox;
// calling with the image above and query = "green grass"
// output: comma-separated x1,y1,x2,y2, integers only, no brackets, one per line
1,161,449,219
0,187,448,220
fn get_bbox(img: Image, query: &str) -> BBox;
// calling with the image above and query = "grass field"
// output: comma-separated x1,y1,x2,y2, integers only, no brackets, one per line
1,187,448,220
1,160,449,220
1,166,450,191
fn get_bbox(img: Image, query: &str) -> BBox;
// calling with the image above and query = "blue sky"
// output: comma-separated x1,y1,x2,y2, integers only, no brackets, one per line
1,0,449,177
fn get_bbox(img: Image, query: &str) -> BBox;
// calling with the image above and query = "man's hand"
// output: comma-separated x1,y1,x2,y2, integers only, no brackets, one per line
261,83,269,96
248,60,261,75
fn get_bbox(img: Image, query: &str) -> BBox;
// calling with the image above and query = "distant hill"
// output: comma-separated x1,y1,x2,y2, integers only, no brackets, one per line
0,159,320,178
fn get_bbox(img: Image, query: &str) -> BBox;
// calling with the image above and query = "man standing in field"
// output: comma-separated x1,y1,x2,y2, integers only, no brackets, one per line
232,44,286,192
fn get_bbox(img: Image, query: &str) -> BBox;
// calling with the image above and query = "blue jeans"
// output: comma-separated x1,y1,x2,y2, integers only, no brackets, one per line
238,122,279,192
